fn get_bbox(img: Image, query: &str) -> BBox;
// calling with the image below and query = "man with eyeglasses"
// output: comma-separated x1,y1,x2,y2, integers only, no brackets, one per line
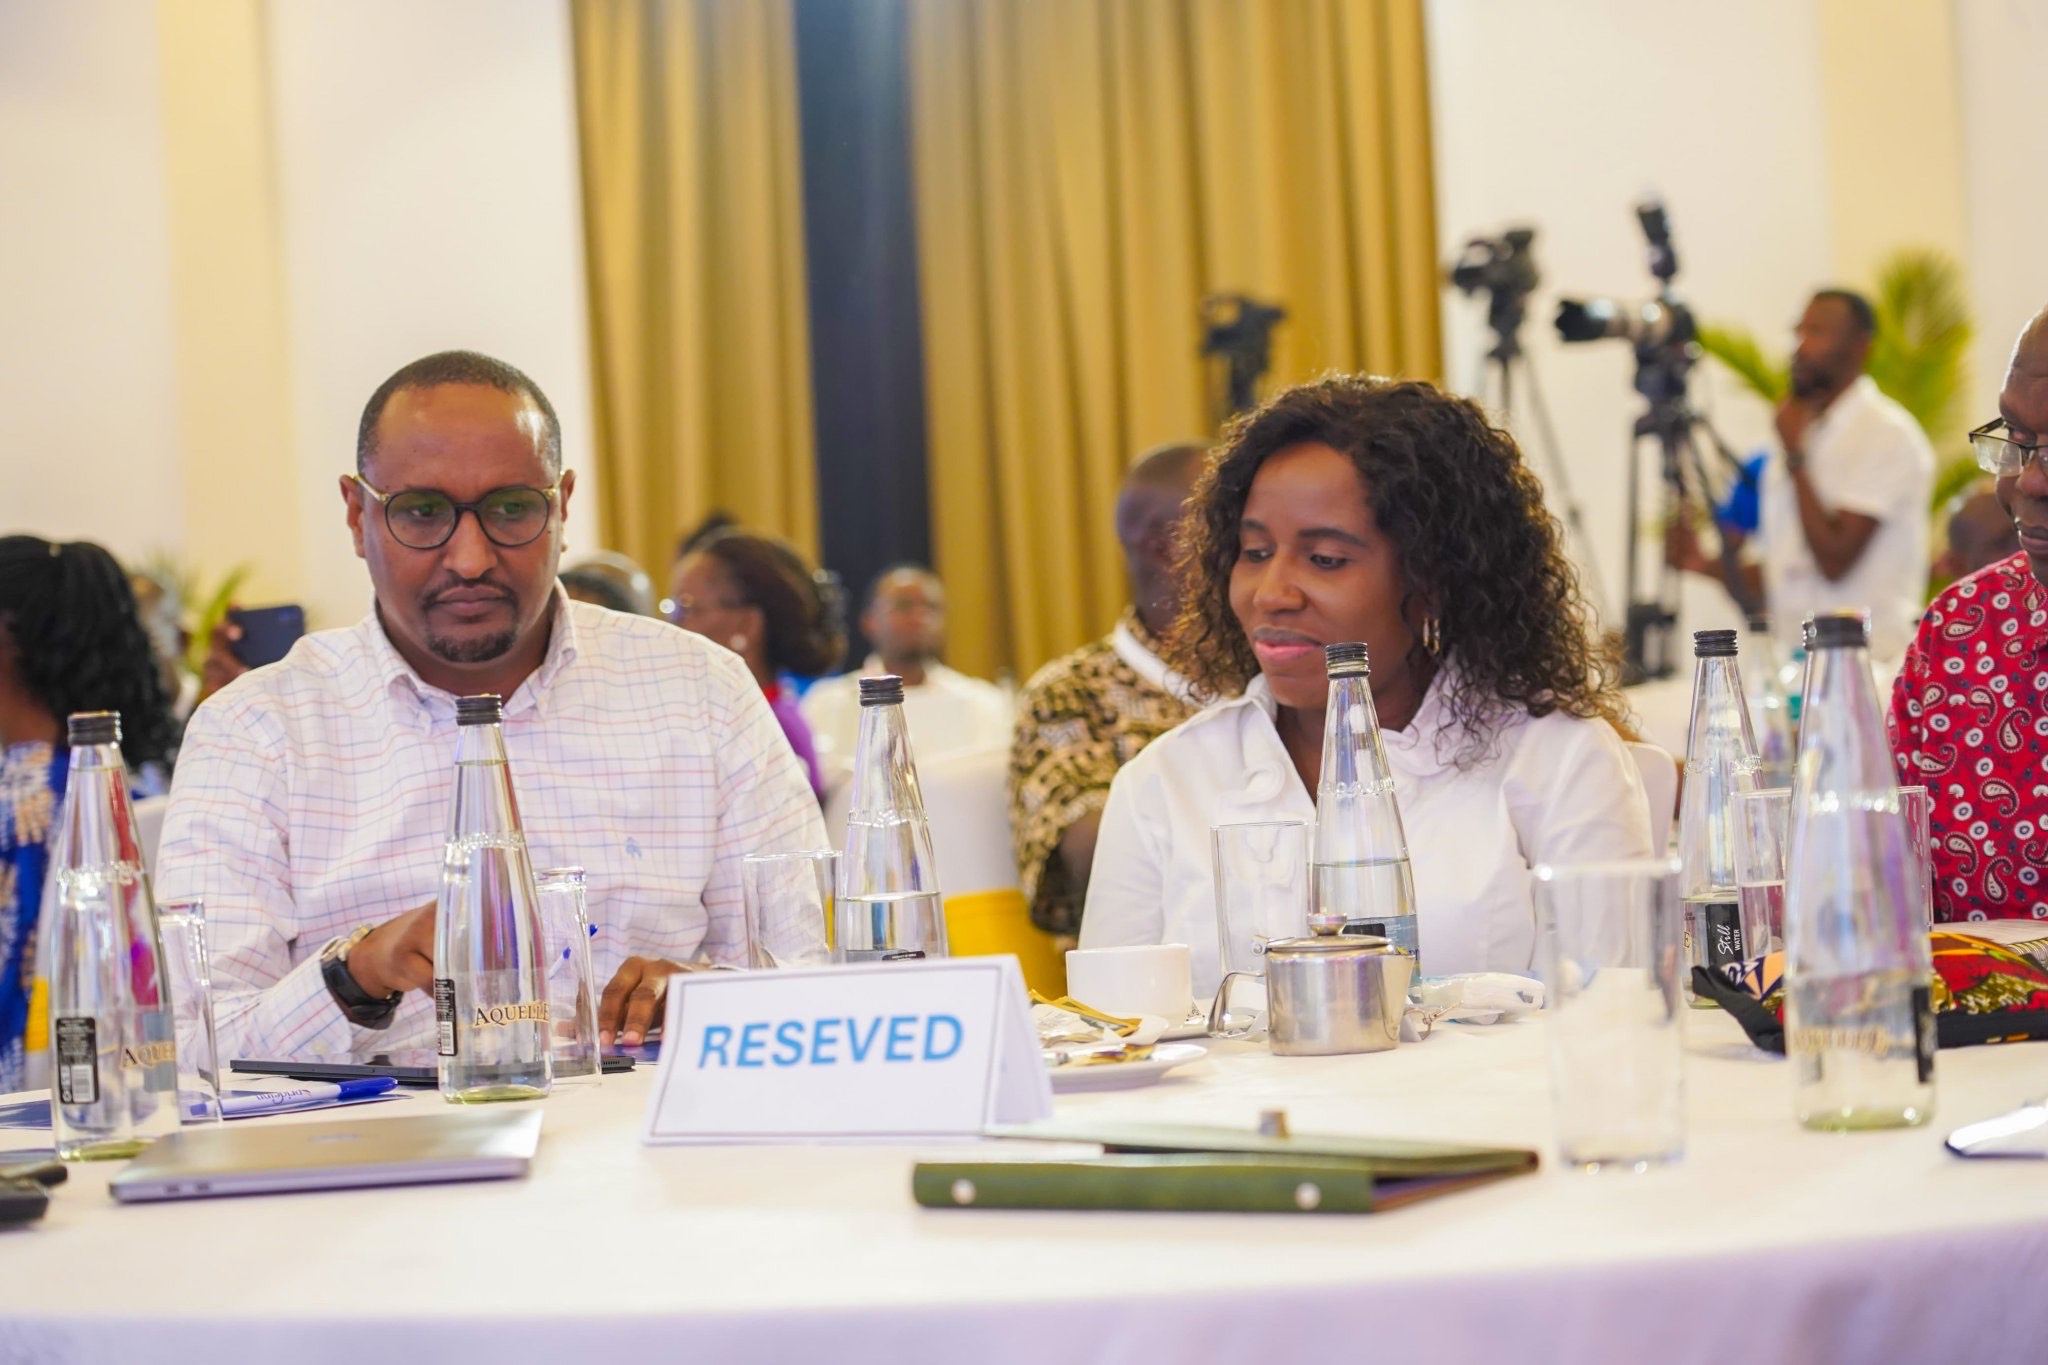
1669,289,1935,662
156,350,824,1059
1888,308,2048,922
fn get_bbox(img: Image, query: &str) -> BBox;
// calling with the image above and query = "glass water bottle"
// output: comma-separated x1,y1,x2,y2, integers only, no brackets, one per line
46,711,178,1159
434,694,552,1103
1783,613,1934,1130
839,676,947,961
1308,643,1420,972
1676,629,1766,1001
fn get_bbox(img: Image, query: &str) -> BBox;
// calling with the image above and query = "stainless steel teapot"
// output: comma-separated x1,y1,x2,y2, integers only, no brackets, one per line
1210,925,1413,1056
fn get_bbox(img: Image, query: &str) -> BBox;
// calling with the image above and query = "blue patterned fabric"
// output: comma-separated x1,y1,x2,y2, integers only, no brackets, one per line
0,742,66,1093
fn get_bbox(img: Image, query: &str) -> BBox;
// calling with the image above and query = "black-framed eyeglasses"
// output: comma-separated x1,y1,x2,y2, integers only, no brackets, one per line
660,593,750,626
351,474,562,550
1969,418,2048,478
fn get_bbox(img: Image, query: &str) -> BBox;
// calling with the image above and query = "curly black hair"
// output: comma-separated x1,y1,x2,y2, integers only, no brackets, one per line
0,536,176,769
1167,374,1625,767
692,530,847,676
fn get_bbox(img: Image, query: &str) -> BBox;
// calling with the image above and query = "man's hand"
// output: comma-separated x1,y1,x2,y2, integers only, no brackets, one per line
198,613,251,704
1665,510,1715,576
1774,397,1815,462
345,902,437,1000
600,956,684,1047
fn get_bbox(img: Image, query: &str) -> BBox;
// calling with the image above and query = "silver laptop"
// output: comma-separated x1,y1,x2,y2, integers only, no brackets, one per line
110,1108,543,1203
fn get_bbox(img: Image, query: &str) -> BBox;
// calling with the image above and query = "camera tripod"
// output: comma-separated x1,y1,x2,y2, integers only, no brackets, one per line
1621,398,1745,682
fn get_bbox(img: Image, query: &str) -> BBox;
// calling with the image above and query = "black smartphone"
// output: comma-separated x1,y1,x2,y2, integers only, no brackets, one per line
230,1052,639,1087
228,604,306,668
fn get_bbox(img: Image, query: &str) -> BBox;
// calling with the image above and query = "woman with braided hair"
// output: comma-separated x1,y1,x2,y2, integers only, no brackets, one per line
0,536,175,1087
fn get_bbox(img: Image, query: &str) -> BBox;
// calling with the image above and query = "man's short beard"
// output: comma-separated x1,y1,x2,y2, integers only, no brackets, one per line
427,628,518,664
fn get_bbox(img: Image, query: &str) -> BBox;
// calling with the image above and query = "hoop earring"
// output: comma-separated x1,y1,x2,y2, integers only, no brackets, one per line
1421,615,1442,658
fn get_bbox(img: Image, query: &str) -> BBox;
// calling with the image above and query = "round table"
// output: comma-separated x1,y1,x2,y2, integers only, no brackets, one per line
3,1012,2046,1364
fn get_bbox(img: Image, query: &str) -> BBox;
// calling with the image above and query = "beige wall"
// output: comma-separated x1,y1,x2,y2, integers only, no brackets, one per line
3,0,2036,635
1814,0,1970,288
0,0,598,631
0,1,184,565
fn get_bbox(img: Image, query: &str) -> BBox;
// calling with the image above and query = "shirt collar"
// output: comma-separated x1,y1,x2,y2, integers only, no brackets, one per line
1110,608,1197,704
1808,374,1878,442
363,582,580,720
2005,556,2048,656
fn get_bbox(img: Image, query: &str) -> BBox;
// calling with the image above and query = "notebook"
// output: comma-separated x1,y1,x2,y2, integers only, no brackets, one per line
110,1107,543,1203
917,1119,1538,1214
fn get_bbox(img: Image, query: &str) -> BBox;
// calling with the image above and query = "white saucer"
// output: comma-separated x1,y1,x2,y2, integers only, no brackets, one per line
1048,1042,1208,1092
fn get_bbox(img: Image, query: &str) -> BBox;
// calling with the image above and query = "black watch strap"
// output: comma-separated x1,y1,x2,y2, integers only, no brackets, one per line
320,928,403,1030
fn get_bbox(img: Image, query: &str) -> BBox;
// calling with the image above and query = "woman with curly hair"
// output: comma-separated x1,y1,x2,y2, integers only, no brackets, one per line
0,536,175,1088
1081,376,1651,990
666,529,845,801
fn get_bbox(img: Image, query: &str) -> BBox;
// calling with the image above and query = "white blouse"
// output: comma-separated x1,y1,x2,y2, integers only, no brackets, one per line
1080,671,1653,996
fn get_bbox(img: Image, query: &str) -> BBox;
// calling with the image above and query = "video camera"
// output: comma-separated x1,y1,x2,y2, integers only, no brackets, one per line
1448,227,1539,356
1554,200,1697,406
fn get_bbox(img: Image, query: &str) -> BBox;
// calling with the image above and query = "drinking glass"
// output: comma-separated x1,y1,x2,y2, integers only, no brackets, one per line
155,900,221,1125
1734,787,1791,954
1534,858,1686,1172
535,869,602,1085
1898,785,1933,932
743,851,840,968
1208,820,1311,1035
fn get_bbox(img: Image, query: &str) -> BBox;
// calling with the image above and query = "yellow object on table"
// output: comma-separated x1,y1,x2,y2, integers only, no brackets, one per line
943,889,1066,997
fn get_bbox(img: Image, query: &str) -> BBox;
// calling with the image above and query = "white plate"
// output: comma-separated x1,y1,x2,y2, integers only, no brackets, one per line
1047,1042,1208,1092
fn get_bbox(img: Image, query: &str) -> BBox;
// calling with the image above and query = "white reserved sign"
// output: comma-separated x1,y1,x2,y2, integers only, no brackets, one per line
641,957,1053,1144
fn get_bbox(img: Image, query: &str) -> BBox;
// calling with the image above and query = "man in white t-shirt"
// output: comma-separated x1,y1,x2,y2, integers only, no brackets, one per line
1671,289,1935,660
801,565,1013,794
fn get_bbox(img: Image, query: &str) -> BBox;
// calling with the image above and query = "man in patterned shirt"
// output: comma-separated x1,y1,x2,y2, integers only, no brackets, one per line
1009,444,1204,935
157,351,823,1058
1891,307,2048,921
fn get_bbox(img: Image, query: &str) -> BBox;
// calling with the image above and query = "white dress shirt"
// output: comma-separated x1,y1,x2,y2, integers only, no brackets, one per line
1760,375,1935,663
155,589,825,1060
803,656,1014,792
1081,672,1653,996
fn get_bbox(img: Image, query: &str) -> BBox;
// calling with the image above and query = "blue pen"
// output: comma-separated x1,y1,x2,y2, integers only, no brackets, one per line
219,1077,399,1119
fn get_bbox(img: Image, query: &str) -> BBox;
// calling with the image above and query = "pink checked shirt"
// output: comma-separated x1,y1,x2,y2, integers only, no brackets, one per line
155,589,826,1060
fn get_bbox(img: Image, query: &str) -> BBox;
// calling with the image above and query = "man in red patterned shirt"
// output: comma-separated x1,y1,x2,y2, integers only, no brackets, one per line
1890,308,2048,920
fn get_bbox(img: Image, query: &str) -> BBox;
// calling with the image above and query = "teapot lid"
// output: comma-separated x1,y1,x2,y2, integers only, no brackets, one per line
1264,921,1391,958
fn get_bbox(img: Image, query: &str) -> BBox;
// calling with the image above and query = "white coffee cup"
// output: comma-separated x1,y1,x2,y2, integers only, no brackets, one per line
1063,944,1193,1022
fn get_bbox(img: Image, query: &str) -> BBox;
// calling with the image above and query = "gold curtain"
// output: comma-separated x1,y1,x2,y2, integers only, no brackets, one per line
572,0,819,574
908,0,1442,680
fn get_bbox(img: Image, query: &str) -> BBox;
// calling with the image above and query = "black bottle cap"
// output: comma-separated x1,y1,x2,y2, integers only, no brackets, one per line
1323,642,1371,677
66,711,120,746
1692,629,1737,658
1744,612,1771,634
1810,612,1869,650
455,694,504,727
858,675,905,707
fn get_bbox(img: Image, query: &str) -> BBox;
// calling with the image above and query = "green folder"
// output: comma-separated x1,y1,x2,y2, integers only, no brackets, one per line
914,1121,1538,1215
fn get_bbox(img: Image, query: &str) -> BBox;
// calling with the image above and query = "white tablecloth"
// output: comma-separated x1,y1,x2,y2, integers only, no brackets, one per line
3,1013,2047,1364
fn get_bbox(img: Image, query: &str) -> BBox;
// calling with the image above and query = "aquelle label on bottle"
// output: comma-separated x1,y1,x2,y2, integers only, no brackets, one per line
122,1009,179,1094
470,1000,550,1028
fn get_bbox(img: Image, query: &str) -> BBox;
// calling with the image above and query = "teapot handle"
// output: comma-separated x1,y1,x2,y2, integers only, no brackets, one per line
1207,971,1256,1038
